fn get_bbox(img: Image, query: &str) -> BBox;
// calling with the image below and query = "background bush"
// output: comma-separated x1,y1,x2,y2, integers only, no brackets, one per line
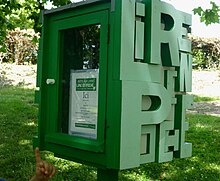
0,29,40,65
191,36,220,69
0,30,219,69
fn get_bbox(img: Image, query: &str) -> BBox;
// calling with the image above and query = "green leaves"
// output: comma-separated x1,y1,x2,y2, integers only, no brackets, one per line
193,1,220,25
193,7,203,16
0,0,21,51
0,0,73,56
191,36,220,69
52,0,71,6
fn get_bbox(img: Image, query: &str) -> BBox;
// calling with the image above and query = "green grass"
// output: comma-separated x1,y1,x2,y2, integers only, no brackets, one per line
193,94,220,102
0,87,220,180
0,86,38,180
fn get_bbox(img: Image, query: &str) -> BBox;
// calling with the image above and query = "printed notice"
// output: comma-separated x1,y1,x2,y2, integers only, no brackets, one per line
69,69,99,139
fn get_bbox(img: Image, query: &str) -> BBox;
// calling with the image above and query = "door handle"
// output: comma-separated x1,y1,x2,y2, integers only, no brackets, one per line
46,79,55,85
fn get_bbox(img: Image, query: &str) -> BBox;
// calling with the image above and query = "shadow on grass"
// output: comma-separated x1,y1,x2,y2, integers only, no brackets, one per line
120,114,220,181
0,86,38,180
1,86,220,180
188,101,220,116
0,71,16,87
49,113,220,181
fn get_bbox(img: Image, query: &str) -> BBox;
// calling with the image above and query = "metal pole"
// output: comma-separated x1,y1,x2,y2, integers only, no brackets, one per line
97,168,119,181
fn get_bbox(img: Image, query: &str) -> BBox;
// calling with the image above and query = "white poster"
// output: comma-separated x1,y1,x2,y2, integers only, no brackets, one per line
69,69,99,139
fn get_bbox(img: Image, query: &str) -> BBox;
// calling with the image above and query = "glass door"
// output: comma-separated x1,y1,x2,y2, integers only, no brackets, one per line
46,10,108,153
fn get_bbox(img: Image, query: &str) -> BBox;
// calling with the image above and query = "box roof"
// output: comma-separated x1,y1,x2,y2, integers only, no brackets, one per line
44,0,111,15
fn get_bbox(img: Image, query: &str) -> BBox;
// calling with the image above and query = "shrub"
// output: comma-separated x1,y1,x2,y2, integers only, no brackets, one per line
191,36,220,70
0,28,40,64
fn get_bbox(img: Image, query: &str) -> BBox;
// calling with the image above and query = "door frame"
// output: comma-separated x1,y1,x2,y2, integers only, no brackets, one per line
44,9,109,153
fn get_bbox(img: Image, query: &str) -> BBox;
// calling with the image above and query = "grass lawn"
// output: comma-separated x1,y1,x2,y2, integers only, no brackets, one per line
193,95,220,102
0,86,220,180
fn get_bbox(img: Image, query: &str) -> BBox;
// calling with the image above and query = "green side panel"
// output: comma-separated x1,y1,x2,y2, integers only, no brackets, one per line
36,37,43,89
108,0,122,81
105,0,123,169
35,25,44,105
119,0,192,169
105,81,122,169
35,13,51,150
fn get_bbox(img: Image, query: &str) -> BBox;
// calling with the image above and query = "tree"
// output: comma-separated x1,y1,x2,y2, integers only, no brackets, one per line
0,0,20,51
193,1,220,25
0,0,220,52
0,0,44,52
8,0,45,32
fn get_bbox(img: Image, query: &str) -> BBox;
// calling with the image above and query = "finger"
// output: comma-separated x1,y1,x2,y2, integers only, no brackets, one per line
42,161,49,175
35,147,41,164
49,166,57,178
46,163,53,175
40,166,45,174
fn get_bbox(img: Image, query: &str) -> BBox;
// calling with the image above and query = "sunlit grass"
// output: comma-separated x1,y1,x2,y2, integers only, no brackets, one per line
0,86,220,180
193,94,220,102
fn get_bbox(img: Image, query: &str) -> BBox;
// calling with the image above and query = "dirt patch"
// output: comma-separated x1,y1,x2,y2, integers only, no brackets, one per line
190,70,220,117
0,63,36,89
188,101,220,117
192,70,220,98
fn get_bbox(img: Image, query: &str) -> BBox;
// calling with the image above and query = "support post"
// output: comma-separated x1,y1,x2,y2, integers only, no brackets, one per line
97,168,119,181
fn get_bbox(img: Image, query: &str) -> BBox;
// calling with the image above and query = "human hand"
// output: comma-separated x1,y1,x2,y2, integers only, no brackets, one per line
30,147,57,181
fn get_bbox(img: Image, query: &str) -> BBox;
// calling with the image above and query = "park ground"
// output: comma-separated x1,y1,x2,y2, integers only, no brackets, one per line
0,63,220,180
1,63,220,115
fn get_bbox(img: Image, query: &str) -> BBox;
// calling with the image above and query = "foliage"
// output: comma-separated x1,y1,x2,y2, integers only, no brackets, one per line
191,35,220,69
8,0,45,33
0,0,220,61
53,0,71,6
0,0,44,52
0,29,40,64
0,0,21,52
193,1,220,25
1,86,220,180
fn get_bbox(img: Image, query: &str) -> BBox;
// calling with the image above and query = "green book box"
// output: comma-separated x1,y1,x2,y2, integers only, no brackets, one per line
34,0,193,179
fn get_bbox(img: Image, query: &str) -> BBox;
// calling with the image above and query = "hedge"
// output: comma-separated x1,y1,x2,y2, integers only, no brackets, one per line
0,28,40,65
0,29,220,69
190,35,220,69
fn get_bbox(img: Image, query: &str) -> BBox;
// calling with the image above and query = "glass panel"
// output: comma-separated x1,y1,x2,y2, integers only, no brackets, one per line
58,24,101,139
